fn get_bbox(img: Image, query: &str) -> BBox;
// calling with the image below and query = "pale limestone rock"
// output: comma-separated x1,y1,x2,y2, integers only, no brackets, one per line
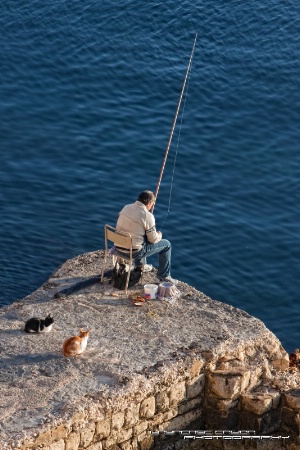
169,381,186,406
116,426,132,443
167,408,202,430
133,420,148,437
52,424,69,442
102,436,119,450
65,431,80,450
178,397,202,415
241,393,276,415
186,374,205,399
49,440,65,450
155,391,169,413
137,431,147,443
189,359,204,378
139,396,155,419
162,408,178,421
208,368,251,399
95,419,111,440
247,366,264,391
80,421,95,447
272,355,290,371
111,411,125,436
88,443,103,450
150,412,164,427
33,430,52,447
119,440,132,450
70,412,86,426
124,403,140,427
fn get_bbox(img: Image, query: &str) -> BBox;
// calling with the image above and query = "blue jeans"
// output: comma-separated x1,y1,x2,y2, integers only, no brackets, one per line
114,239,171,279
134,239,171,279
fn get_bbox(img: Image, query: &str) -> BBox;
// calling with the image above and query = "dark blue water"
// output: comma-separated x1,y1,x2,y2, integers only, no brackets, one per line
1,1,300,352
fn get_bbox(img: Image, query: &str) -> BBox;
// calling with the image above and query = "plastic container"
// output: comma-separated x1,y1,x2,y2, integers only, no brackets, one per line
157,281,174,297
144,284,158,300
157,281,180,305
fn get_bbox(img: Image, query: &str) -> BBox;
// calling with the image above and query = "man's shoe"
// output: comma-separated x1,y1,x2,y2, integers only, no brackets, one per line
154,275,178,285
133,264,153,272
143,264,153,273
164,275,178,285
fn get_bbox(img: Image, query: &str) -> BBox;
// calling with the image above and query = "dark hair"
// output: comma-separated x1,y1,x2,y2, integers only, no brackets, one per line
137,190,155,206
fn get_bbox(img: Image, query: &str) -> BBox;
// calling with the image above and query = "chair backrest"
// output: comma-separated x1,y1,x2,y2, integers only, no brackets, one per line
104,224,132,251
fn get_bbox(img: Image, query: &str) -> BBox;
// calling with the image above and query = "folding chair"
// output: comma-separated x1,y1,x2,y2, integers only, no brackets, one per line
100,224,144,294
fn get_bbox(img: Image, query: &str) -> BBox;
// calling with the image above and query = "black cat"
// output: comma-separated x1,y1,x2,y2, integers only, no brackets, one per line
24,314,54,333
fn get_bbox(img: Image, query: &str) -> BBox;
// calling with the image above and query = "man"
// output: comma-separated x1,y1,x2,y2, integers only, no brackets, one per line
115,190,178,284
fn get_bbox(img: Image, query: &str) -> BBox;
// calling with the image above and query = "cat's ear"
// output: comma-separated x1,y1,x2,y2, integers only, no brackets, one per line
47,314,52,318
80,328,83,333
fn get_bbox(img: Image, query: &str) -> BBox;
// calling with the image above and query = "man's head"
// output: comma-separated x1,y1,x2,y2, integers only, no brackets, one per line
137,190,155,208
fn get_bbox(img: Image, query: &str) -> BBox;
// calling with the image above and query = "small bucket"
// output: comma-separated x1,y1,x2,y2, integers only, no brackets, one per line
144,284,158,300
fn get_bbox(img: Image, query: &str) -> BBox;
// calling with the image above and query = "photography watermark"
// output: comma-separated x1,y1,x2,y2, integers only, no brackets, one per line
150,430,290,440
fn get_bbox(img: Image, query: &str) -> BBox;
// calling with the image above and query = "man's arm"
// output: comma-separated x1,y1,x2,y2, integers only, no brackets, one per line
145,218,162,244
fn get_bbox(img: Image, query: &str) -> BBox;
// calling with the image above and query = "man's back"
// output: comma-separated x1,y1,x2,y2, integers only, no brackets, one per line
116,201,160,249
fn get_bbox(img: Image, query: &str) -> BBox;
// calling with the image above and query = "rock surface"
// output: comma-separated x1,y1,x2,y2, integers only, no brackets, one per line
0,250,299,447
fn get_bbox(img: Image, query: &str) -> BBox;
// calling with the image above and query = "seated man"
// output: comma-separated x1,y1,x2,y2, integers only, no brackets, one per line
115,190,178,284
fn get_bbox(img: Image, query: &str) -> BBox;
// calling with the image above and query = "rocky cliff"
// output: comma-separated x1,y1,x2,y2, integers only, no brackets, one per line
1,250,299,450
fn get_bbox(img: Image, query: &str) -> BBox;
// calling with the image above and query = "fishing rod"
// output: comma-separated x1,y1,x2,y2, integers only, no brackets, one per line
151,33,198,213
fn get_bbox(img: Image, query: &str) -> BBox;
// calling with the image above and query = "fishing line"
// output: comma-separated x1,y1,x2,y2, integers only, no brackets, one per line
151,33,198,219
158,60,194,230
152,33,198,229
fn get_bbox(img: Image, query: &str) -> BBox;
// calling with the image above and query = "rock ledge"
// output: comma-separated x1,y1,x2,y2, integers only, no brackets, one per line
0,250,299,450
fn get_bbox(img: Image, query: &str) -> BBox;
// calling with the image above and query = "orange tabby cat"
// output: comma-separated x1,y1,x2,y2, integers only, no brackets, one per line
63,329,90,357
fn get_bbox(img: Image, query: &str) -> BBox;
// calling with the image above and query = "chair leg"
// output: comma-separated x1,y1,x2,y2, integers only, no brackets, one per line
124,257,133,295
124,263,131,295
101,251,108,283
140,264,144,285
